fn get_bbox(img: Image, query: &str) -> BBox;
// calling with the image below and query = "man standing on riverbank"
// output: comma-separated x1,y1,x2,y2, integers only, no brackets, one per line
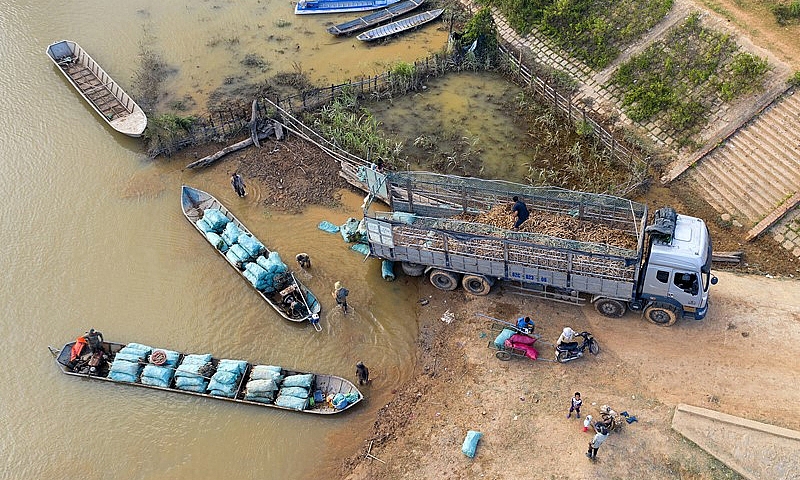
231,173,246,197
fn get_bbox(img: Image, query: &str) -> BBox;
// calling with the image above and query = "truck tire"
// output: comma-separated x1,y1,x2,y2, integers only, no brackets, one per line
429,269,460,291
643,303,679,326
461,274,493,296
401,262,426,277
594,298,627,318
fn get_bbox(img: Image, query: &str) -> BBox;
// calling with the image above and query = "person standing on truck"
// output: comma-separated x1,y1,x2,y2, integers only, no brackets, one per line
511,196,529,230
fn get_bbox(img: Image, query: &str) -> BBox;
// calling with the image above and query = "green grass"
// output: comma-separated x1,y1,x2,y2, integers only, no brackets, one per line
479,0,672,68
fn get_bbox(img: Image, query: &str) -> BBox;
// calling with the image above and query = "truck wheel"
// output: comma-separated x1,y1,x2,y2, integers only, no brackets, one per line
429,269,460,291
495,350,512,361
643,303,679,326
594,298,626,318
461,274,492,296
401,262,425,277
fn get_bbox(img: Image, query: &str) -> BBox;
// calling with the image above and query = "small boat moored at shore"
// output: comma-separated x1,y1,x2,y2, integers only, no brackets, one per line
181,185,321,327
49,338,363,414
295,0,401,15
327,0,425,36
45,40,147,137
356,8,444,42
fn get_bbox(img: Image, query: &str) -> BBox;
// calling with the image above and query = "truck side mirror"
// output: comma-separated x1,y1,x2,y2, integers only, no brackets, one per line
711,276,718,285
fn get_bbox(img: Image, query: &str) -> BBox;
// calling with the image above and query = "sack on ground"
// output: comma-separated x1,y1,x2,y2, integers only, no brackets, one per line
462,430,482,458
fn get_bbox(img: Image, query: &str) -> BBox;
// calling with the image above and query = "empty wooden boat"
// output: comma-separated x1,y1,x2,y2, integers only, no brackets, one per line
356,8,444,41
295,0,401,15
46,40,147,137
327,0,425,36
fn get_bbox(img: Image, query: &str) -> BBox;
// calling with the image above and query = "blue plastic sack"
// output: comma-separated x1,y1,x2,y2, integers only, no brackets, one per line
256,251,287,274
205,231,228,252
207,378,237,396
114,352,145,363
462,430,482,458
238,234,265,258
494,328,516,348
318,221,340,233
181,353,213,365
344,392,360,404
282,373,313,389
275,395,308,410
196,217,214,234
221,222,243,246
279,386,309,399
142,365,175,384
177,383,207,393
351,243,370,255
382,260,395,281
226,244,251,265
202,209,230,232
209,370,237,386
140,375,170,388
217,359,247,376
340,218,364,243
109,371,138,383
332,393,348,410
110,360,142,376
250,365,283,383
246,379,278,394
245,395,275,404
175,375,206,387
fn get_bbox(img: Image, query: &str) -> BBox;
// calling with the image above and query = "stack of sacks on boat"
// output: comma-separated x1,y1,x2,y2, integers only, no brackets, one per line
243,365,284,404
140,348,180,387
275,373,314,410
196,208,231,252
207,359,248,397
108,343,152,383
174,354,213,393
243,251,288,293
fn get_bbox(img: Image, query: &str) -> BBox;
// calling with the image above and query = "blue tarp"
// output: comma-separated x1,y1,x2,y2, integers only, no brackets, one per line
462,430,482,458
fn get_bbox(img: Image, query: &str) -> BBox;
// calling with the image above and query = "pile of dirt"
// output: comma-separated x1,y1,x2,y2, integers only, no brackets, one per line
232,136,349,213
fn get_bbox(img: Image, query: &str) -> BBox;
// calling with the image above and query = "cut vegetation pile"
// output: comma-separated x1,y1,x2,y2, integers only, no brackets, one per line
452,204,638,250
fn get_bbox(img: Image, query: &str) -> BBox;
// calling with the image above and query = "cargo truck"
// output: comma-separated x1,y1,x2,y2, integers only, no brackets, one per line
363,171,717,326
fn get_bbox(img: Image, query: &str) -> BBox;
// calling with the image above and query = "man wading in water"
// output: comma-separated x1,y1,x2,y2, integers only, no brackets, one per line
231,173,246,197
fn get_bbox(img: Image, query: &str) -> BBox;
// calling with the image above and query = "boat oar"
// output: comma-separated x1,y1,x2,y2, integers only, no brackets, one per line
292,273,322,332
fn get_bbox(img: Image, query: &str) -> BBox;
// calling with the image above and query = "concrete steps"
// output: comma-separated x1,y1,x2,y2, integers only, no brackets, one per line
686,90,800,228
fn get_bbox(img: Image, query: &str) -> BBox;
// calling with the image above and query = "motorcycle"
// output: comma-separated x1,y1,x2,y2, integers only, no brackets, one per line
554,331,600,363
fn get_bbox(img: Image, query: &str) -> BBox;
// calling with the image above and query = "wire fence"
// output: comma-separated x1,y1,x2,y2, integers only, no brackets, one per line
151,41,646,174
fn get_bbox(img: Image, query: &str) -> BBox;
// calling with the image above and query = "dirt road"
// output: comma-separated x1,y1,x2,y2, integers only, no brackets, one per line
341,271,799,479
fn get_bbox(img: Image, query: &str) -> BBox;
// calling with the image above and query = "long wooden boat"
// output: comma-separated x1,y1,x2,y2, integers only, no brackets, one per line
181,185,321,325
45,40,147,137
327,0,425,36
49,340,363,414
295,0,401,15
356,8,444,41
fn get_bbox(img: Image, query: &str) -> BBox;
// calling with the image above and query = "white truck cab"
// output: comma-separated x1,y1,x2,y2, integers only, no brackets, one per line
640,213,716,323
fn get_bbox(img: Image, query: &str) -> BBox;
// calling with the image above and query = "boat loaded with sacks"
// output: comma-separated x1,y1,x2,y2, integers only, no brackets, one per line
181,185,321,328
49,337,363,414
45,40,147,137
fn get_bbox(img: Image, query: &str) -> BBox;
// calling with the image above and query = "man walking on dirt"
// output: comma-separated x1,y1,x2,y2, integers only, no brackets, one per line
586,424,609,460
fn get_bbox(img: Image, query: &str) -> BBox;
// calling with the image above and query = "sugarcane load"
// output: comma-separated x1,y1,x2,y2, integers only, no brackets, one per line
362,171,717,326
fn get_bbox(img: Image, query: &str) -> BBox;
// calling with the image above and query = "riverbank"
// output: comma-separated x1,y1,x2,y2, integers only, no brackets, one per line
174,132,799,479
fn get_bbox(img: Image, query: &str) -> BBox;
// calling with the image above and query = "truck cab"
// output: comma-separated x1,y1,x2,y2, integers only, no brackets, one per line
638,213,716,325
